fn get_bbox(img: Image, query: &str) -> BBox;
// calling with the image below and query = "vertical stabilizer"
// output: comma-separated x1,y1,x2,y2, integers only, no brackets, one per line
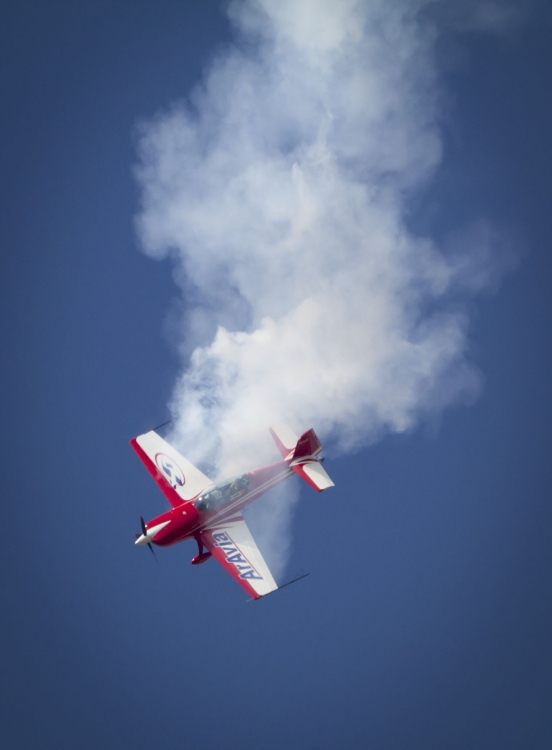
292,428,322,460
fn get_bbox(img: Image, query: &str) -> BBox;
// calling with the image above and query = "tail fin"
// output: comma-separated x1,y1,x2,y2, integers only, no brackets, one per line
291,428,322,460
269,425,335,493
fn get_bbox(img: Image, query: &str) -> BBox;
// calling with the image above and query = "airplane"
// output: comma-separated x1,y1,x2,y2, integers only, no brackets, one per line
131,424,334,599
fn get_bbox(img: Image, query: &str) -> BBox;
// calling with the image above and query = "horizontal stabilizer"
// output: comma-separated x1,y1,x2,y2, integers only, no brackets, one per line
292,460,334,492
269,424,299,459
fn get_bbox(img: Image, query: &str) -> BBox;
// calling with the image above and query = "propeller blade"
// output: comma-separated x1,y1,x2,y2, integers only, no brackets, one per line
136,516,158,561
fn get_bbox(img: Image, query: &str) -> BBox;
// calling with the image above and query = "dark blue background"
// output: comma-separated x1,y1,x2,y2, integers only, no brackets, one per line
2,2,551,748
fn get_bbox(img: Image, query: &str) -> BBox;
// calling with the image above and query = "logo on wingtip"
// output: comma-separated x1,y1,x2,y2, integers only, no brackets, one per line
155,453,185,490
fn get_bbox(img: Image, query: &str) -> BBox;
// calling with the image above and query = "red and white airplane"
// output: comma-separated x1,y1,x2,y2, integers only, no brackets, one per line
131,424,334,599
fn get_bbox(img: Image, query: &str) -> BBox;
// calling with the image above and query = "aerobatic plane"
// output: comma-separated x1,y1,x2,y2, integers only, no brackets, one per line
131,424,334,599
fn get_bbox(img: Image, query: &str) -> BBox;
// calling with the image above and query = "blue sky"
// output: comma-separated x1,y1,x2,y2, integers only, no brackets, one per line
2,2,552,749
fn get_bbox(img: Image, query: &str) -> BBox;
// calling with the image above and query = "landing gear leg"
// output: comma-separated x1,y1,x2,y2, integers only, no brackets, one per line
191,536,212,565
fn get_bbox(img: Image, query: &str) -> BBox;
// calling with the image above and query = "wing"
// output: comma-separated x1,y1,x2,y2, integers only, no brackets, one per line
200,515,278,599
130,430,213,508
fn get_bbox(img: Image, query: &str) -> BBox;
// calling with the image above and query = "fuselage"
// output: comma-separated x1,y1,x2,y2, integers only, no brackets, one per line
141,458,294,547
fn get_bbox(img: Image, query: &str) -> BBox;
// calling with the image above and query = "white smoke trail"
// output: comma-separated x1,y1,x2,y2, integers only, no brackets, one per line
134,0,510,577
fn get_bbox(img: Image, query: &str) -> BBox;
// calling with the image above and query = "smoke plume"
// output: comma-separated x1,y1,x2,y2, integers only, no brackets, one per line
134,0,508,576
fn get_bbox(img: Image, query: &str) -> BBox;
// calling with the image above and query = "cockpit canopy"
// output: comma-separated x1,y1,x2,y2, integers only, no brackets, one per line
194,474,250,512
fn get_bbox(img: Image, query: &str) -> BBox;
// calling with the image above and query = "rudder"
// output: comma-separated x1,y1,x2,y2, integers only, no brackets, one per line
292,428,322,460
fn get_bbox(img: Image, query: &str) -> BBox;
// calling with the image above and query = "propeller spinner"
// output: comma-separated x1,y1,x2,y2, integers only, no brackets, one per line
135,516,157,561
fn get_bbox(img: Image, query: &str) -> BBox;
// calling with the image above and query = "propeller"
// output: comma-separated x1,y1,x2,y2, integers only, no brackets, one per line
135,516,158,561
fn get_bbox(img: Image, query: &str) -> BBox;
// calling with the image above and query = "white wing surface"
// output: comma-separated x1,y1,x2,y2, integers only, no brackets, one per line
130,430,213,507
200,515,278,599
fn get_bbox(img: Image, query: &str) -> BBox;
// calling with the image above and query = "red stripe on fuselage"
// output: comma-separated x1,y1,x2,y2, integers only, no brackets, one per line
143,459,294,548
200,460,293,528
